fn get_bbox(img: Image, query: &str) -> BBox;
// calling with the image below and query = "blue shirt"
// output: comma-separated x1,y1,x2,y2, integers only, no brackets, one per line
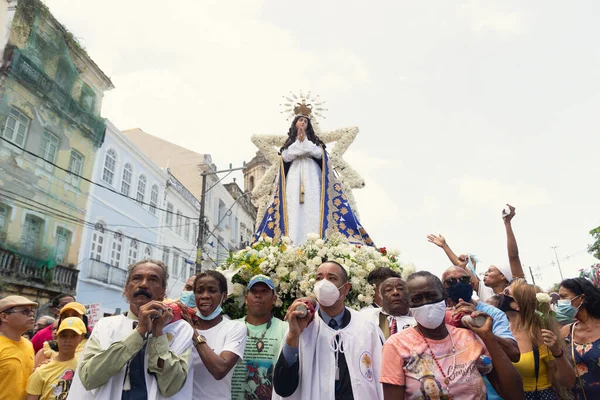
476,301,515,400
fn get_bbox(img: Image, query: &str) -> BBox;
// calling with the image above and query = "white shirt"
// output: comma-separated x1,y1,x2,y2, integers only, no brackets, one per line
360,307,416,340
192,318,246,400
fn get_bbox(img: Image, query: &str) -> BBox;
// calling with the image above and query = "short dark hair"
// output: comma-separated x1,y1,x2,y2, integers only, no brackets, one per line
51,294,75,308
367,267,401,285
406,271,446,299
321,260,348,284
195,270,228,294
560,278,600,318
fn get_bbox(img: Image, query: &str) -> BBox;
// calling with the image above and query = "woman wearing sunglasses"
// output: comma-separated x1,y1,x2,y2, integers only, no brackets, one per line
499,279,575,399
559,278,600,399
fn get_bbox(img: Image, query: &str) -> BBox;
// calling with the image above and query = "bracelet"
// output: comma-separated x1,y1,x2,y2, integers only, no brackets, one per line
551,349,564,358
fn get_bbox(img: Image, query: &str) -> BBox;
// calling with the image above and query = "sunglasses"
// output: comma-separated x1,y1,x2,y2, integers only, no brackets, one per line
444,276,471,287
3,308,36,316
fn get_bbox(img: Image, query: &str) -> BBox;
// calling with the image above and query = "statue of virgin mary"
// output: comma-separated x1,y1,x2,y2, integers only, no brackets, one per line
253,102,374,247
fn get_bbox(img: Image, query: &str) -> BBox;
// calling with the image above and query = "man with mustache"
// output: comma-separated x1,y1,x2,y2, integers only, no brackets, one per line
67,260,194,400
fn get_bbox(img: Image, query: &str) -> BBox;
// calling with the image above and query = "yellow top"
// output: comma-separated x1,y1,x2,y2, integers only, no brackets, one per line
512,345,554,391
0,335,35,400
26,357,79,400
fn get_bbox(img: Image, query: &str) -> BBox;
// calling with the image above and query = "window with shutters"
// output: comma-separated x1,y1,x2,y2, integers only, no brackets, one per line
128,239,138,265
184,218,190,241
2,107,30,147
39,131,59,171
166,203,174,227
176,211,182,236
144,246,152,259
102,149,117,185
162,247,170,265
110,232,123,268
121,163,132,196
0,203,9,232
90,222,105,261
66,150,84,187
55,227,71,264
136,175,146,205
20,214,44,254
149,185,158,215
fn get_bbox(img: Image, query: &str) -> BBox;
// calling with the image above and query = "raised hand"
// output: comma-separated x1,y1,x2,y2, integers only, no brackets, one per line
502,204,516,222
285,300,313,347
136,301,169,337
464,311,494,340
457,254,469,268
427,234,446,248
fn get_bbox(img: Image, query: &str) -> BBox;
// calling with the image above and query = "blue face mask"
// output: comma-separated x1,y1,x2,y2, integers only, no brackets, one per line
446,282,473,304
180,291,196,308
555,296,580,324
196,304,223,321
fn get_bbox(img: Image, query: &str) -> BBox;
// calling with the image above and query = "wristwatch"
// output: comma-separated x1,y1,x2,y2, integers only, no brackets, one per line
193,334,207,346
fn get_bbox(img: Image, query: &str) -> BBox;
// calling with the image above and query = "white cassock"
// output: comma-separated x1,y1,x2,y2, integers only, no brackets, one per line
281,139,322,245
272,307,384,400
67,315,194,400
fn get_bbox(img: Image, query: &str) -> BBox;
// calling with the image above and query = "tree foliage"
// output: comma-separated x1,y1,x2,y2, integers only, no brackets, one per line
588,226,600,260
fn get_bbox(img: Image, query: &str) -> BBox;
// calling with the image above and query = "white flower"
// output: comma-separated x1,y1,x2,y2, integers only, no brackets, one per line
289,271,299,281
282,236,292,245
259,261,269,270
307,233,320,241
275,267,288,278
315,239,325,248
232,283,245,297
265,236,273,244
536,293,552,304
317,248,327,257
402,264,416,279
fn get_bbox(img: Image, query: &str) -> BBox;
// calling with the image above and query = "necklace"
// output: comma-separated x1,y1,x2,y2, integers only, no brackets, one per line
416,327,456,399
245,317,272,352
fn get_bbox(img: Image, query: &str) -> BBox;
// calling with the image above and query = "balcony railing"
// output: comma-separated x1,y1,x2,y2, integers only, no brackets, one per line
0,248,79,295
86,258,127,288
9,49,107,146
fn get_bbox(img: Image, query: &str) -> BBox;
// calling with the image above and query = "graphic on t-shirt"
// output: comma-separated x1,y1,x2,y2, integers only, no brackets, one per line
52,369,75,400
241,359,274,399
419,375,450,400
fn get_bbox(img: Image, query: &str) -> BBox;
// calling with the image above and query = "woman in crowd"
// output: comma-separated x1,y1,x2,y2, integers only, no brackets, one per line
183,270,246,399
380,271,524,400
500,278,575,399
559,277,600,399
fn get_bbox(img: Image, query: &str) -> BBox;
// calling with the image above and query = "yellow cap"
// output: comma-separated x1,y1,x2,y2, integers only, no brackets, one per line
59,302,86,316
57,317,86,335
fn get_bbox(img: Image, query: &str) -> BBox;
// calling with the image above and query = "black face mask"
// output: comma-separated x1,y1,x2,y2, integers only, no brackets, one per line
497,294,516,313
446,282,473,304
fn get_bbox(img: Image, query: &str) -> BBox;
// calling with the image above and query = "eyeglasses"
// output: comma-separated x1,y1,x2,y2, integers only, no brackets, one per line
444,276,471,287
3,308,36,316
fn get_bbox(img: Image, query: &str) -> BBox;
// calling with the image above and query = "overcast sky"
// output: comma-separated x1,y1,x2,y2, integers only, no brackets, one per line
46,0,600,289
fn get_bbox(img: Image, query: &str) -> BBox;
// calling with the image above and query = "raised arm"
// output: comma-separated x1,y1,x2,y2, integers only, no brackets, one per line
503,205,525,280
427,234,481,290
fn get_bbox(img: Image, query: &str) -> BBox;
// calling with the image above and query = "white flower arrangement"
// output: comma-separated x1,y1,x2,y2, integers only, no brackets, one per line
218,233,407,319
536,292,552,304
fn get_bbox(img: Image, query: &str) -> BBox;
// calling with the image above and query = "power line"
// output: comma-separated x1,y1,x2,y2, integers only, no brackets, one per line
0,191,196,254
0,136,199,220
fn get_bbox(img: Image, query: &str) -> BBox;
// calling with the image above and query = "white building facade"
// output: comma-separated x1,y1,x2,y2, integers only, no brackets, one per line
76,121,167,316
160,170,199,298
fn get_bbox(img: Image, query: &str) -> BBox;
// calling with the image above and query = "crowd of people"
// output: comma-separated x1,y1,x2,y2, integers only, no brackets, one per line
0,206,599,399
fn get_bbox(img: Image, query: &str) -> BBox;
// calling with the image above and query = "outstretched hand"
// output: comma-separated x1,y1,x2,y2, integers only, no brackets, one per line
502,204,516,222
427,234,446,248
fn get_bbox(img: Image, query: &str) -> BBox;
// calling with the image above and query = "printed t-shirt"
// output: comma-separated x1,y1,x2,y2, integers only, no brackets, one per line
0,335,34,400
231,317,288,400
26,357,78,400
192,318,247,399
381,325,490,400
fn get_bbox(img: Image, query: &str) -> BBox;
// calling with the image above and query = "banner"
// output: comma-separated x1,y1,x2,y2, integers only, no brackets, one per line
85,303,102,327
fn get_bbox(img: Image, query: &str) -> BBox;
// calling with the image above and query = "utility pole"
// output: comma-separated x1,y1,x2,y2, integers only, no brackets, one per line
551,245,564,281
195,163,246,274
528,266,536,285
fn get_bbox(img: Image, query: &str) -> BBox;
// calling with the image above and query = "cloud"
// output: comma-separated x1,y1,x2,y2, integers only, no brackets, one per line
453,176,550,209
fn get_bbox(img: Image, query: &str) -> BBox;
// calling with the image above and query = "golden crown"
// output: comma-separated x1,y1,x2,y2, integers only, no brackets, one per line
280,91,327,120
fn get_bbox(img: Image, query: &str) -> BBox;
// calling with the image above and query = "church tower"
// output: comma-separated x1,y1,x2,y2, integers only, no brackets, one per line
243,151,271,194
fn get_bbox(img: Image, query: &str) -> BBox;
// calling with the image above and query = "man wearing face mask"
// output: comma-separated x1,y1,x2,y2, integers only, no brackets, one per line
178,274,197,310
272,261,384,400
442,266,520,400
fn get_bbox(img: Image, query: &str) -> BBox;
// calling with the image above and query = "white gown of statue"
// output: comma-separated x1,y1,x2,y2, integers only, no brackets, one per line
281,139,322,245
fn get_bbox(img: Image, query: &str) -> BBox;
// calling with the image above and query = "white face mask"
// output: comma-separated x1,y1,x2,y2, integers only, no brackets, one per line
314,279,345,307
409,300,447,329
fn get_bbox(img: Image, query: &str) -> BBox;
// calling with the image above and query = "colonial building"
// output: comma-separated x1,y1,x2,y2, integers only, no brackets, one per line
123,128,256,271
75,122,166,316
161,170,200,297
0,0,113,303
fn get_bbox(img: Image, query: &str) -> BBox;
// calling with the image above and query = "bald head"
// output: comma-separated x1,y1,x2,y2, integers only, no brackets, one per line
442,266,469,282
